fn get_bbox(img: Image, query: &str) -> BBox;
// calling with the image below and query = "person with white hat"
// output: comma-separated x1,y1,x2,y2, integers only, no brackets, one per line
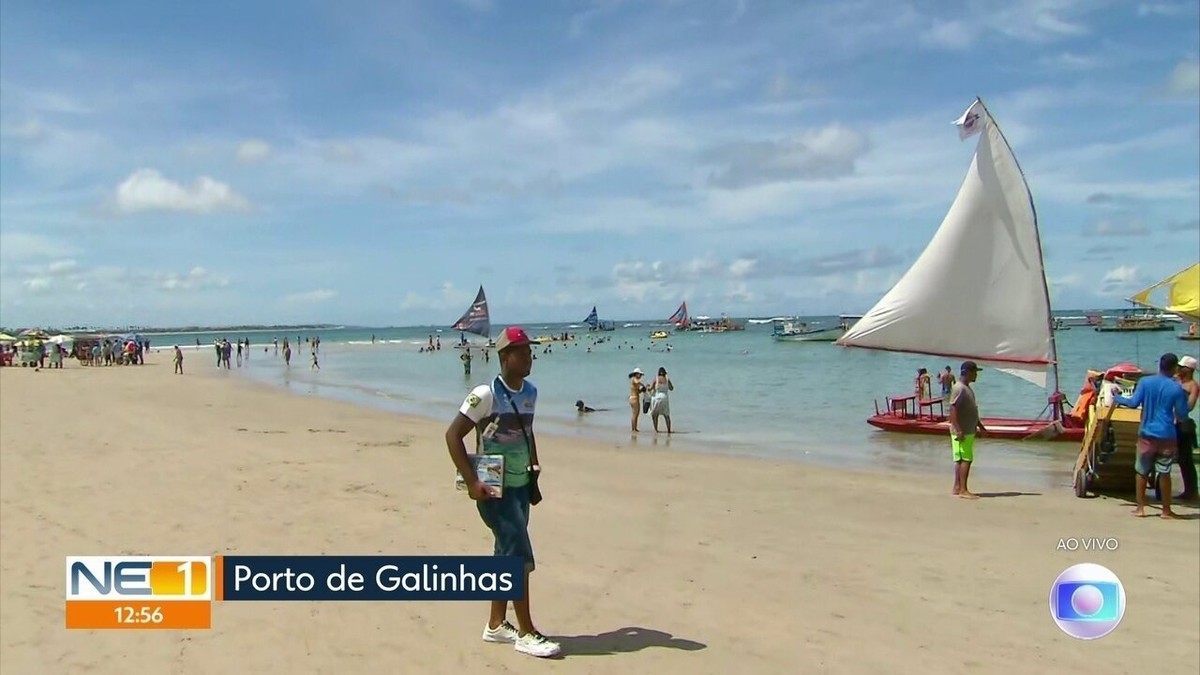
628,367,646,432
1174,355,1199,500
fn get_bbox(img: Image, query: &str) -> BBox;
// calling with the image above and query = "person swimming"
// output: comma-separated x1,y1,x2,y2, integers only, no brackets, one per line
576,400,597,413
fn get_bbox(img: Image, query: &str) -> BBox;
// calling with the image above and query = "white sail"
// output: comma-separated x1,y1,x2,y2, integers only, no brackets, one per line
837,99,1056,388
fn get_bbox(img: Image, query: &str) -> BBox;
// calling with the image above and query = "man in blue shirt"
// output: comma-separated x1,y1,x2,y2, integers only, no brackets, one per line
1113,352,1190,519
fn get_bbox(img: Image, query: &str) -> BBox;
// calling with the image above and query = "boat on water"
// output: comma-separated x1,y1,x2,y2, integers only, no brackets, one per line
583,306,615,332
771,318,850,342
663,301,744,332
451,286,494,348
1093,312,1175,332
1122,262,1199,340
649,330,669,340
836,98,1084,443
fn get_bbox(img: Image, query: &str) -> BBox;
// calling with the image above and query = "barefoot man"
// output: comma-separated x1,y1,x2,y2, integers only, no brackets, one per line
1113,352,1190,519
949,361,987,498
1175,355,1199,501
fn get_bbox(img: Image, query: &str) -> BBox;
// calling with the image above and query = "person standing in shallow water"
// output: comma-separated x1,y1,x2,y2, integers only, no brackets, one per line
628,368,646,432
649,367,674,434
949,361,988,499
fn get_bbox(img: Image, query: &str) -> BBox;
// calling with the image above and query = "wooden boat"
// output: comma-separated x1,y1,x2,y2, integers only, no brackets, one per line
772,318,848,342
1124,263,1199,338
451,286,491,348
583,306,615,332
836,98,1082,442
1093,313,1174,332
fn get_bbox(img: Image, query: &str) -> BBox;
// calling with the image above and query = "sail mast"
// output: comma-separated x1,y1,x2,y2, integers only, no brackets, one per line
976,97,1061,396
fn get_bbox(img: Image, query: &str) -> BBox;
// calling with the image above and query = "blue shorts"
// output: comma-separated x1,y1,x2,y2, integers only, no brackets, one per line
477,485,534,572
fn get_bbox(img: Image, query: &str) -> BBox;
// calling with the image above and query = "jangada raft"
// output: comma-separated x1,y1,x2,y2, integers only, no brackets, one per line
836,98,1084,442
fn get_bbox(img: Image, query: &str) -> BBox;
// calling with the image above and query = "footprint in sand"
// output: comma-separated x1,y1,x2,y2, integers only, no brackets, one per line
356,439,412,449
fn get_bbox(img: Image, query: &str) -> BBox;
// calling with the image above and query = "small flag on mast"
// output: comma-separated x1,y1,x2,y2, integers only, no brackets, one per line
954,99,986,140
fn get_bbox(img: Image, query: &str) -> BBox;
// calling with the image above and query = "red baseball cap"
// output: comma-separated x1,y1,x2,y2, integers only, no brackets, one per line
495,326,539,351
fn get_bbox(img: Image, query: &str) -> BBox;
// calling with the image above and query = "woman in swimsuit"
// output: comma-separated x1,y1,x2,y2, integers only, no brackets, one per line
628,368,645,432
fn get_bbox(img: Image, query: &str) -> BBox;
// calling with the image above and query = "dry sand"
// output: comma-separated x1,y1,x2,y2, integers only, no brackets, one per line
1,357,1198,674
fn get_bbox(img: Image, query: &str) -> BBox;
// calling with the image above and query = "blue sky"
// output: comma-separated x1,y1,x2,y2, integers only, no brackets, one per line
1,0,1197,329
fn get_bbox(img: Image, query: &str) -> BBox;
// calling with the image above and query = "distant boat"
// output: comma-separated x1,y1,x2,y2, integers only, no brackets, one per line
666,301,690,331
583,306,615,332
771,318,847,342
1124,263,1199,339
451,285,491,347
836,98,1083,442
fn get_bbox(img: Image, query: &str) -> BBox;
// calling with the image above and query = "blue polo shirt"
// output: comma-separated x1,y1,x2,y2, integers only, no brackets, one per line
1114,374,1189,440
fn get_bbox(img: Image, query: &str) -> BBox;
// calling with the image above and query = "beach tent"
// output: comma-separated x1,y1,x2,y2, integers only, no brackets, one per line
0,332,15,343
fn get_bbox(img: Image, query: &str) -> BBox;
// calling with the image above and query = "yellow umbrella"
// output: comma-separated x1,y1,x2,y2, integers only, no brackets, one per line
0,332,15,342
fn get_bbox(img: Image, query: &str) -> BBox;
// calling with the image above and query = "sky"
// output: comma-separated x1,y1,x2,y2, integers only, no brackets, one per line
1,0,1197,329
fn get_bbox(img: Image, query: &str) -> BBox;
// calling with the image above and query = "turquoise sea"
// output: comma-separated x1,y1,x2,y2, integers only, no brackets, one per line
148,317,1199,491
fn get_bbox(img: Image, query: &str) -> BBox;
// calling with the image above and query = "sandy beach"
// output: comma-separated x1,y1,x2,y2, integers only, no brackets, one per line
1,356,1197,675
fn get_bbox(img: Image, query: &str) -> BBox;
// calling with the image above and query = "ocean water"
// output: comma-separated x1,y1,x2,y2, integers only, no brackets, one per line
150,319,1199,490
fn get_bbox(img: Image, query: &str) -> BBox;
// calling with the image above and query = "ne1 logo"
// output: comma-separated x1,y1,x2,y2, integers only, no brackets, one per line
66,556,212,601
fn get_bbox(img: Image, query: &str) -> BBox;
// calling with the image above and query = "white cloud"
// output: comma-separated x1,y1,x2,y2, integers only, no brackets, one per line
0,232,79,263
704,123,870,189
1086,219,1151,237
283,289,338,305
1166,59,1200,97
235,139,272,164
0,118,48,141
1102,265,1139,284
112,169,252,215
921,20,976,50
1137,2,1194,17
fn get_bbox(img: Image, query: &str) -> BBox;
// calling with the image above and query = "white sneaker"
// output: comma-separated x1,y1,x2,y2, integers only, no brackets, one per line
481,620,519,644
514,631,561,658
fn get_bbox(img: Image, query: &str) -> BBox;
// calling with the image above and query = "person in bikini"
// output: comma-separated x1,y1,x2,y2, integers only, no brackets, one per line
628,368,646,432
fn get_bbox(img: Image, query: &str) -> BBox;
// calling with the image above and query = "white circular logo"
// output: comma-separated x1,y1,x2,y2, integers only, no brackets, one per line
1049,563,1125,640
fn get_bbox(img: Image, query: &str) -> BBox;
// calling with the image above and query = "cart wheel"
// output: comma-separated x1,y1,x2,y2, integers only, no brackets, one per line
1074,468,1089,498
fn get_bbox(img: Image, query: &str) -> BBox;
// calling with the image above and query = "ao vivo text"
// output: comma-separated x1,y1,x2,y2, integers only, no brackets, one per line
65,555,525,629
1056,537,1119,551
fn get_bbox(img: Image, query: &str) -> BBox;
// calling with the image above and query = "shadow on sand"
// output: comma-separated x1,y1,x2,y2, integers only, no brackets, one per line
552,626,707,658
975,491,1042,498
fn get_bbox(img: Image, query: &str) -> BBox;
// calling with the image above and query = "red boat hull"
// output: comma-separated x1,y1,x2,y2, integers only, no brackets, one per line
867,413,1085,442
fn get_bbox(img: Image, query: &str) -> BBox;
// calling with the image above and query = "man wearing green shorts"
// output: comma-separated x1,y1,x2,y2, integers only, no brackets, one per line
949,361,988,499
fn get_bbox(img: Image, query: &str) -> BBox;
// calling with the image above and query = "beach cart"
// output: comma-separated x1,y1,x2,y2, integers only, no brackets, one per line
1071,365,1145,497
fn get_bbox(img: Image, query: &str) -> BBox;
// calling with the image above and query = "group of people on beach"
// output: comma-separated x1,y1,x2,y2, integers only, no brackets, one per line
628,366,674,434
946,353,1199,514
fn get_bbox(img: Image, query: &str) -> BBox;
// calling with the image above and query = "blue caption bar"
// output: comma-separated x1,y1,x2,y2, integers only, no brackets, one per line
221,556,525,601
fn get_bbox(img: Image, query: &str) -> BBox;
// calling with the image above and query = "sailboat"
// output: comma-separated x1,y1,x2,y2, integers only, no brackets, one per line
1126,263,1200,340
451,285,491,348
666,301,690,331
584,306,615,332
836,98,1084,442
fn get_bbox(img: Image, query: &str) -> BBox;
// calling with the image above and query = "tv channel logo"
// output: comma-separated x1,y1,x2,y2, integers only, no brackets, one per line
1048,563,1125,640
66,556,211,601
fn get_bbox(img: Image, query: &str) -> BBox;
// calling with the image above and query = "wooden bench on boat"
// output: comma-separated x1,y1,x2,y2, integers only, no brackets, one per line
918,397,945,420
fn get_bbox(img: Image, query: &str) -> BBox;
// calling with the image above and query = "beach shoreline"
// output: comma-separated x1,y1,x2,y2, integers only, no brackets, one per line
2,356,1197,674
